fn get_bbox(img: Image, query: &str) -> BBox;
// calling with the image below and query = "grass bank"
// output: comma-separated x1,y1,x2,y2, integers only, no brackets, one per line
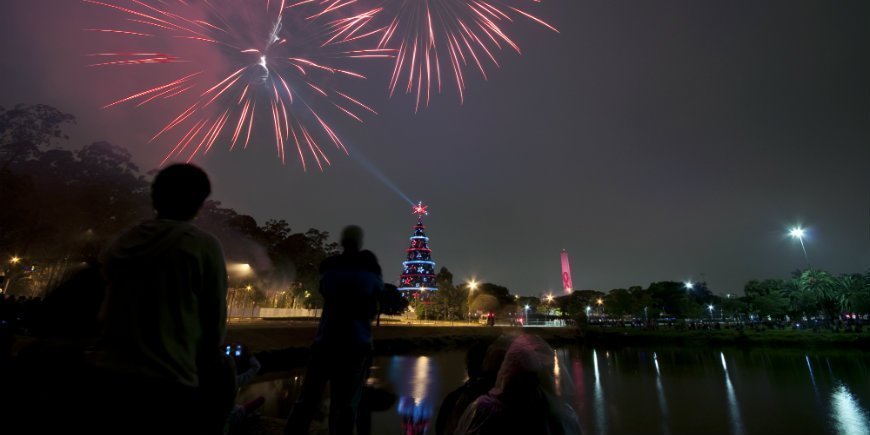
226,321,870,361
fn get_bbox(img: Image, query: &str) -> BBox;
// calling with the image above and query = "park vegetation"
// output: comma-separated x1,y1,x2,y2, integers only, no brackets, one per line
2,104,867,325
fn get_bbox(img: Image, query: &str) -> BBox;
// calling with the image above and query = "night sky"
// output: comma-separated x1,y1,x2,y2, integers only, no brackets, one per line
2,0,869,296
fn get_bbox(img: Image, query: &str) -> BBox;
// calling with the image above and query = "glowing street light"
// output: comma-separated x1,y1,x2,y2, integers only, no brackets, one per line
467,279,479,323
684,281,694,291
708,304,714,320
10,256,20,264
524,304,530,326
788,226,810,268
546,294,554,303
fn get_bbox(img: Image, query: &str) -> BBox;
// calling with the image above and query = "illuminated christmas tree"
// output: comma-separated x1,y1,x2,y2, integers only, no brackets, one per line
398,202,438,299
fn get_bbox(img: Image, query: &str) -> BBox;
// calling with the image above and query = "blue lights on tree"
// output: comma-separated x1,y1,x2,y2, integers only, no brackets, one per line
398,201,438,294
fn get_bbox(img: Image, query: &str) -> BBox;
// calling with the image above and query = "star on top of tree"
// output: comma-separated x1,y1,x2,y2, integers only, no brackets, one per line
412,201,428,216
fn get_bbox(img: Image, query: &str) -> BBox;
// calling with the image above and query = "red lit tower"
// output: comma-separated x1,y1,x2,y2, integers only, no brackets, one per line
398,202,438,298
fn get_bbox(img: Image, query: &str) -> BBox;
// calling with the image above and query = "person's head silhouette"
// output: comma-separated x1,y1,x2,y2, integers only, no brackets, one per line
340,225,364,253
151,163,211,221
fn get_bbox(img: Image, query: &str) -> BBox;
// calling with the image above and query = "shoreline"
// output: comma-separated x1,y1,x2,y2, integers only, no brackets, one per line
226,321,870,370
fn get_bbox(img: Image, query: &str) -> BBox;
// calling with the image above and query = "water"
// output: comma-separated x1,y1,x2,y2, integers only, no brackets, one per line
238,346,870,434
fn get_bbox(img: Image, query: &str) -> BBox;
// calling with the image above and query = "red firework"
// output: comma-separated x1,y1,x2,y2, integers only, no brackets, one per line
85,0,391,170
308,0,559,111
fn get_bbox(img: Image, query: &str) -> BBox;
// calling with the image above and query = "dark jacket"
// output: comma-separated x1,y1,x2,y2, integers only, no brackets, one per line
314,250,383,348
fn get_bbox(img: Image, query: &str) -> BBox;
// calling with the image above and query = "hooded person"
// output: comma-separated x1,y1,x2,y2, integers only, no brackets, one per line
436,335,516,435
455,334,581,435
90,163,230,435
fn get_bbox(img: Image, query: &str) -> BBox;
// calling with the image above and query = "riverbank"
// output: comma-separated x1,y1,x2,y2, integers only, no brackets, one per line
226,320,870,360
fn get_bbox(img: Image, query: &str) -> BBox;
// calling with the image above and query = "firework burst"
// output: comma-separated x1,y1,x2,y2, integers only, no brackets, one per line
85,0,391,169
312,0,558,111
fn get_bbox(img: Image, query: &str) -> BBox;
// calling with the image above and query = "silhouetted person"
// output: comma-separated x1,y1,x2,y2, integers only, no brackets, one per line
285,225,384,435
92,163,229,434
455,334,581,435
34,260,105,341
436,335,515,435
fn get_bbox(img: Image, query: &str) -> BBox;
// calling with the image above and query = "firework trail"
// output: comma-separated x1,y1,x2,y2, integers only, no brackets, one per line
85,0,391,169
307,0,559,111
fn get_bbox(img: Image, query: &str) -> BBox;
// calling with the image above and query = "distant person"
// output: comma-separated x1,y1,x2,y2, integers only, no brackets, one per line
93,163,230,434
455,334,581,435
285,225,384,435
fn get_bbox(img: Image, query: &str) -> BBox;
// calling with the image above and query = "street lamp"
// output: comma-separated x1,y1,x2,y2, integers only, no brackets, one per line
2,256,23,294
788,226,810,269
467,280,478,323
524,304,530,326
684,281,694,291
708,304,714,320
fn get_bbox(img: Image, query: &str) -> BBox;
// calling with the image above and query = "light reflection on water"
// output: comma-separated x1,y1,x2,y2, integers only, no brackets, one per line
239,347,870,435
654,352,671,435
720,352,743,435
831,383,870,435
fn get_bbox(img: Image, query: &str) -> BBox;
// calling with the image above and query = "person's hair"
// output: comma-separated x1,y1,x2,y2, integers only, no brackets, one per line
151,163,211,220
465,339,492,380
340,225,364,252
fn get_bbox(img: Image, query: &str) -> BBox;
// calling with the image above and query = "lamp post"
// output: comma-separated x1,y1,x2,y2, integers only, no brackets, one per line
788,226,810,269
2,256,22,294
596,298,604,317
524,304,530,326
708,304,714,321
467,279,478,323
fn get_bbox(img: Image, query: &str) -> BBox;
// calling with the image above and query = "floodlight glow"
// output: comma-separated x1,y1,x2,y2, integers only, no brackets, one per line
789,227,806,239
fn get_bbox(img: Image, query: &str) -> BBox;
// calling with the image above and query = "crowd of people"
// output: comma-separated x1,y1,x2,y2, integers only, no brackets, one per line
0,163,583,435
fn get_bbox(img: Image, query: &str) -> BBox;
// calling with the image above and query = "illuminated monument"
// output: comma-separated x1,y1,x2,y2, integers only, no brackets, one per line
561,249,573,293
398,202,438,299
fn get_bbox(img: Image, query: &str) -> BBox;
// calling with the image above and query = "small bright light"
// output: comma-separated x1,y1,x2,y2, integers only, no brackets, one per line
708,304,714,311
546,294,554,302
789,227,806,239
684,281,694,290
468,280,478,291
596,298,603,305
10,256,20,264
246,285,252,291
524,305,530,310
